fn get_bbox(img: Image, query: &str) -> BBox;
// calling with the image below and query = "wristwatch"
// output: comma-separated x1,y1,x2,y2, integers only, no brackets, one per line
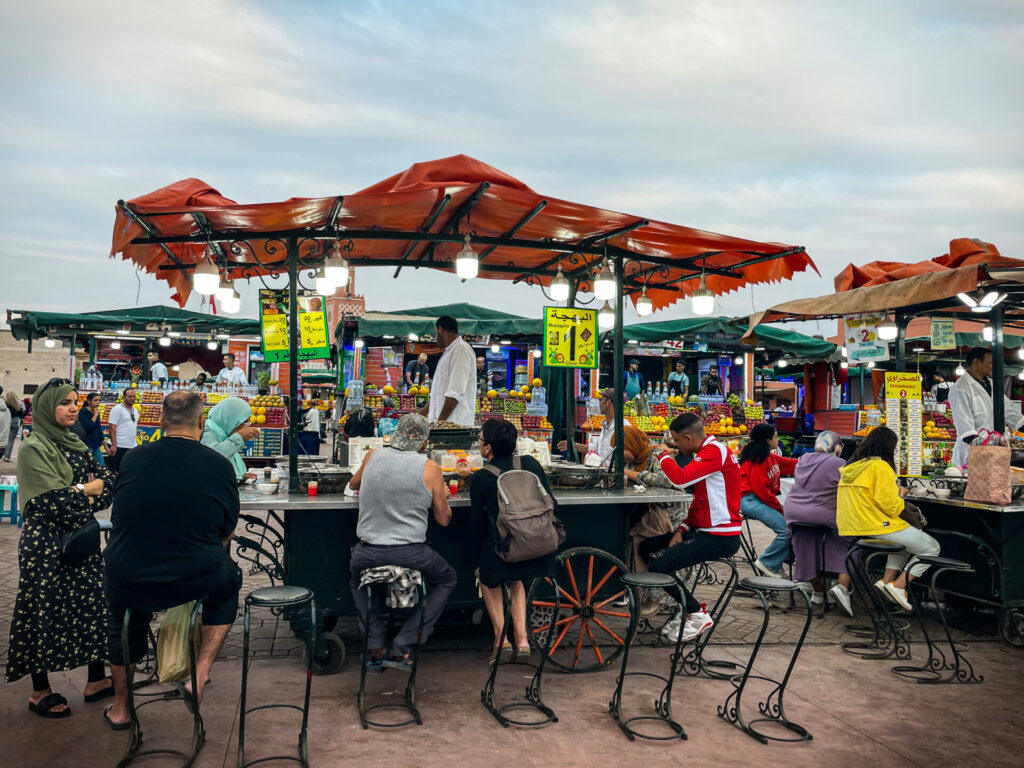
75,483,86,493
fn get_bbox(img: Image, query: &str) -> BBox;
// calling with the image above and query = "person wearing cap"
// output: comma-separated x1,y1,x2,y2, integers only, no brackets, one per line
624,359,645,400
558,388,617,467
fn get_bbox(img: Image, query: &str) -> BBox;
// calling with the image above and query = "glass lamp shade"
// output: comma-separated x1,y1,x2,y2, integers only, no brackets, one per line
733,356,743,365
315,270,335,296
408,333,419,342
593,262,615,301
455,237,478,279
982,326,994,342
955,365,965,376
867,361,876,369
207,340,219,350
877,319,898,340
220,289,241,314
110,340,121,349
192,259,220,295
44,338,56,348
635,288,653,316
598,301,615,330
549,265,570,302
215,278,234,301
158,335,171,347
691,275,715,315
533,349,542,358
325,255,349,286
777,359,788,368
353,338,365,349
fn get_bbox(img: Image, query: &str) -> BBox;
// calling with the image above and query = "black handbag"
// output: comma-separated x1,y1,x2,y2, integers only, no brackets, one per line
58,520,101,566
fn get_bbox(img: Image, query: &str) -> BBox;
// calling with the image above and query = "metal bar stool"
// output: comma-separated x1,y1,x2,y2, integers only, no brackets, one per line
892,556,983,685
608,572,687,742
676,557,740,680
117,602,205,768
787,522,834,612
842,539,912,660
718,576,813,744
482,577,560,728
238,585,316,768
357,571,426,729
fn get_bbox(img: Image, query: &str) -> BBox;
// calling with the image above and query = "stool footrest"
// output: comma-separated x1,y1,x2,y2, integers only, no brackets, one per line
244,703,304,716
360,702,423,729
617,714,687,741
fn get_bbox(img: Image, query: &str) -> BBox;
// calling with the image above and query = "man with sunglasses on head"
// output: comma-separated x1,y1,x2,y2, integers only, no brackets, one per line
107,388,139,472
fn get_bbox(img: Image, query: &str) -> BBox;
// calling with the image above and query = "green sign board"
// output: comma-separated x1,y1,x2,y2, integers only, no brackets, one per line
259,290,331,363
543,307,598,368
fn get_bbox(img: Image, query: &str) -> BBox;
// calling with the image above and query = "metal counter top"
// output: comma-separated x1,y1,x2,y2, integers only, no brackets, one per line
241,486,690,511
907,493,1024,514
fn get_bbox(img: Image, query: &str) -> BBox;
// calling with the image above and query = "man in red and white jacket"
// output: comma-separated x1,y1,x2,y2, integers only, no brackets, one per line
638,413,742,642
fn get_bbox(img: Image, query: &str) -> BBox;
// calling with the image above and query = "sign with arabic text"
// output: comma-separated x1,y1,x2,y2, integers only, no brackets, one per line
843,312,890,363
260,290,332,363
930,317,956,350
543,307,598,368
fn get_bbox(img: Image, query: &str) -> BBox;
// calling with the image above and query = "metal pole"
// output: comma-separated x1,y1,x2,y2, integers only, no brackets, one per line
993,304,1005,432
288,238,300,494
894,314,907,371
613,255,625,489
86,335,93,367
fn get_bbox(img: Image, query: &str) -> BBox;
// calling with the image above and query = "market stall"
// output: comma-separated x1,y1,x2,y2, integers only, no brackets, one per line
110,154,816,669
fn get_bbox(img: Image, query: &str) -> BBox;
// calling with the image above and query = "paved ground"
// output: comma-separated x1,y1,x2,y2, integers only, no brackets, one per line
1,441,1022,767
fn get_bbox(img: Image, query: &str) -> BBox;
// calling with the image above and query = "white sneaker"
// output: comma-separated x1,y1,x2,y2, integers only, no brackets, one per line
753,559,785,580
795,581,814,597
873,579,890,599
680,611,714,642
884,582,913,611
659,610,683,639
810,592,825,606
830,584,854,617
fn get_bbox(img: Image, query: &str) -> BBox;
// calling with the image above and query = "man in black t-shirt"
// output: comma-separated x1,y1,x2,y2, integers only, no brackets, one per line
404,353,430,387
104,390,241,727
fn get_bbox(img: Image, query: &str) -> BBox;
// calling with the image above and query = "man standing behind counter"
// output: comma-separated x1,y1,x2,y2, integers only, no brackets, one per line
420,316,477,427
949,347,1024,466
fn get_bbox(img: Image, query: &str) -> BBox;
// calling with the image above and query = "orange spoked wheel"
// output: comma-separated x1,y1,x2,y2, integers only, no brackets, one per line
527,547,631,673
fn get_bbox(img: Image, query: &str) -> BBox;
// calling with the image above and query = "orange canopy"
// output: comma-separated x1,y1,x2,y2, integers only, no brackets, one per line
111,154,816,309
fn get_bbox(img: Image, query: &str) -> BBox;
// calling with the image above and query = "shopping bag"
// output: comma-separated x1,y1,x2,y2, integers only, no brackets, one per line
965,430,1012,506
157,601,203,683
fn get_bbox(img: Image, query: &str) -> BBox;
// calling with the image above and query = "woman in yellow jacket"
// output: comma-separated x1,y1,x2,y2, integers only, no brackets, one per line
837,427,940,611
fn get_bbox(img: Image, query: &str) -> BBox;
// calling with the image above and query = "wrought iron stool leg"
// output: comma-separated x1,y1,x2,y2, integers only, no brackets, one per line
238,601,251,767
928,570,982,685
679,558,740,679
718,588,772,743
608,581,641,740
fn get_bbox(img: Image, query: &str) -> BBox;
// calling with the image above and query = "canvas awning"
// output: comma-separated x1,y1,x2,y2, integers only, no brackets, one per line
352,311,542,341
622,317,836,359
110,154,816,312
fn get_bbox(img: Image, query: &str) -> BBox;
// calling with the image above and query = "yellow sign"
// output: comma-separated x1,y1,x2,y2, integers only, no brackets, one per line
543,307,598,369
884,372,922,400
262,313,289,355
299,311,328,349
259,290,331,362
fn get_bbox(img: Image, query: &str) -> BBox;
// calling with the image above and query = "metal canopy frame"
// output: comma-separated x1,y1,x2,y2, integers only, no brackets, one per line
117,199,808,494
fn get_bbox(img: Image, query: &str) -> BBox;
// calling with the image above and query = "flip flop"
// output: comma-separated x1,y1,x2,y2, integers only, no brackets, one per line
174,682,198,715
380,655,413,673
84,677,115,703
28,692,71,719
103,705,130,731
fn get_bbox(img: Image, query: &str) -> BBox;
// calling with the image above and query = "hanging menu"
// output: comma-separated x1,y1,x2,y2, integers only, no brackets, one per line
885,372,923,476
259,290,332,363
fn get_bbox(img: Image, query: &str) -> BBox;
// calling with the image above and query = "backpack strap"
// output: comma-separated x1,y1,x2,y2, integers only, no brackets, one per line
513,455,521,470
484,464,502,478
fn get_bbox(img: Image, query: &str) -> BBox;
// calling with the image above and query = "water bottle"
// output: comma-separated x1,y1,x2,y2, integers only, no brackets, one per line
348,379,364,409
646,382,653,399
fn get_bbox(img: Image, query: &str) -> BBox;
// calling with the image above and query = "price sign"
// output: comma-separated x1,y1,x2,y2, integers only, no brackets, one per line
844,312,891,363
260,289,332,362
930,317,955,350
543,307,598,369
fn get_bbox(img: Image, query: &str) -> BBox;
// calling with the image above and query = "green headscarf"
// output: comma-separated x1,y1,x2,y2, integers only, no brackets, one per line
17,382,88,504
203,396,251,480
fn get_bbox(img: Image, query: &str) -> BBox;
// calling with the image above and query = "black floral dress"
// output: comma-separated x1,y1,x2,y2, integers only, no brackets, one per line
5,447,114,682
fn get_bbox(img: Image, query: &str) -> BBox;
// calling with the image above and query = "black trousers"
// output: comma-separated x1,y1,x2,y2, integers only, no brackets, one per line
106,447,132,473
639,531,740,613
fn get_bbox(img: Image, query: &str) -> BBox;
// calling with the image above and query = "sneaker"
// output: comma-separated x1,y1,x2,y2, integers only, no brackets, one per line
659,610,683,640
874,579,891,599
680,611,714,642
883,582,913,612
795,581,814,597
810,592,825,606
753,559,785,580
830,584,855,618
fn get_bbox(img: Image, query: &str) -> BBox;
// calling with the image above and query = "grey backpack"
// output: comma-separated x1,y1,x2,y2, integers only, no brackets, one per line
485,457,566,562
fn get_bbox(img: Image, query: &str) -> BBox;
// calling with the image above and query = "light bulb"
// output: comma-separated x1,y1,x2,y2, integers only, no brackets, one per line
733,356,744,365
593,260,615,301
207,340,219,351
1018,371,1024,381
840,361,848,369
354,338,364,349
44,338,56,348
159,335,171,347
221,287,241,314
841,346,848,357
635,286,653,316
533,349,541,359
408,333,419,342
110,340,121,349
491,343,500,353
691,275,715,316
549,263,570,302
867,361,876,368
117,328,130,335
500,339,510,345
324,244,349,286
877,318,898,341
982,326,994,342
598,301,615,330
315,268,335,296
955,364,965,376
1017,348,1024,360
192,256,220,295
455,233,478,280
777,359,788,368
215,277,234,301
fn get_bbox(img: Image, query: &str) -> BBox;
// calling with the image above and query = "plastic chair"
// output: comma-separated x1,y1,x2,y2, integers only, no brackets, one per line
0,482,21,526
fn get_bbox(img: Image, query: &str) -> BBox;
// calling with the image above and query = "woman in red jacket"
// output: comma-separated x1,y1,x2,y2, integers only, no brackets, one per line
739,423,798,579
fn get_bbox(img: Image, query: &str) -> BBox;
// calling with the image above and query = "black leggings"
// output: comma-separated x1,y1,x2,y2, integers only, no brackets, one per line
31,660,107,692
639,531,740,613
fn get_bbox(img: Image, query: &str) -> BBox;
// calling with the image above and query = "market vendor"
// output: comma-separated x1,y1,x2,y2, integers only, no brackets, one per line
421,315,477,427
667,360,689,399
949,347,1024,466
624,359,645,400
701,366,724,397
216,353,248,387
147,351,168,383
404,352,430,388
558,387,616,467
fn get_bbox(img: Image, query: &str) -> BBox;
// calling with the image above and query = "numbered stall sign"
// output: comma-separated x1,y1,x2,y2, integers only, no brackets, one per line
543,307,598,369
844,312,891,363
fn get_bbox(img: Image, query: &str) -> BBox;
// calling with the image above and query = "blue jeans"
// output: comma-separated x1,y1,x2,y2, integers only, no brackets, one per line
91,447,106,467
740,493,790,572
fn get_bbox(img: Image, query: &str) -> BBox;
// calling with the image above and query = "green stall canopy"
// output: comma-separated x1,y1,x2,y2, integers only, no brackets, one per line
621,316,836,360
376,303,526,321
348,311,543,342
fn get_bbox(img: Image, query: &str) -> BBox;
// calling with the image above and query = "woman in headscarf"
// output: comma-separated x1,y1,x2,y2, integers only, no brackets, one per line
7,379,116,717
377,397,400,438
201,396,259,483
621,424,680,618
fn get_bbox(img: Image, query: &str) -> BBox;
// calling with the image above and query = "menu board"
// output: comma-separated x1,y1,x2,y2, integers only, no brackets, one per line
844,313,890,363
260,289,331,362
543,307,598,369
885,372,923,476
930,317,956,350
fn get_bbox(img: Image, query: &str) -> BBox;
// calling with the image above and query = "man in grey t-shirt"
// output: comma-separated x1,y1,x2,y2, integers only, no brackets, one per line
348,414,456,669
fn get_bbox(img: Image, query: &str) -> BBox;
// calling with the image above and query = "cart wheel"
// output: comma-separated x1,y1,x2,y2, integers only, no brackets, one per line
998,609,1024,649
307,632,346,675
527,547,630,673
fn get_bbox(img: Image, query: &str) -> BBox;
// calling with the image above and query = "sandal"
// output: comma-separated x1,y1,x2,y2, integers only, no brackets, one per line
84,677,115,703
489,643,514,664
174,682,198,715
380,654,413,673
28,692,71,719
516,645,532,659
102,705,130,731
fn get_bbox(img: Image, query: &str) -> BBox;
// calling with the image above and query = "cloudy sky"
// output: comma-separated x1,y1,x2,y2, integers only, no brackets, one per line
2,0,1022,337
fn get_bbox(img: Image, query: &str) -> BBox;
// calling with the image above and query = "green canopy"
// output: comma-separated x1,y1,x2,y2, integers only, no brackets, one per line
621,316,836,359
351,311,543,341
742,324,837,359
378,303,525,321
623,317,732,342
907,332,1024,350
9,304,259,344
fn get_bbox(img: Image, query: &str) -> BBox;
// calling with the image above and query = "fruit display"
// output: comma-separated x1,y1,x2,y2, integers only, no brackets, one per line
139,404,162,425
140,390,164,404
521,415,552,430
633,415,668,433
854,426,875,437
407,386,429,396
582,414,606,431
381,385,397,395
250,395,284,407
743,400,764,420
706,416,748,437
208,392,226,405
923,420,954,440
478,396,494,412
650,402,670,419
705,402,732,422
